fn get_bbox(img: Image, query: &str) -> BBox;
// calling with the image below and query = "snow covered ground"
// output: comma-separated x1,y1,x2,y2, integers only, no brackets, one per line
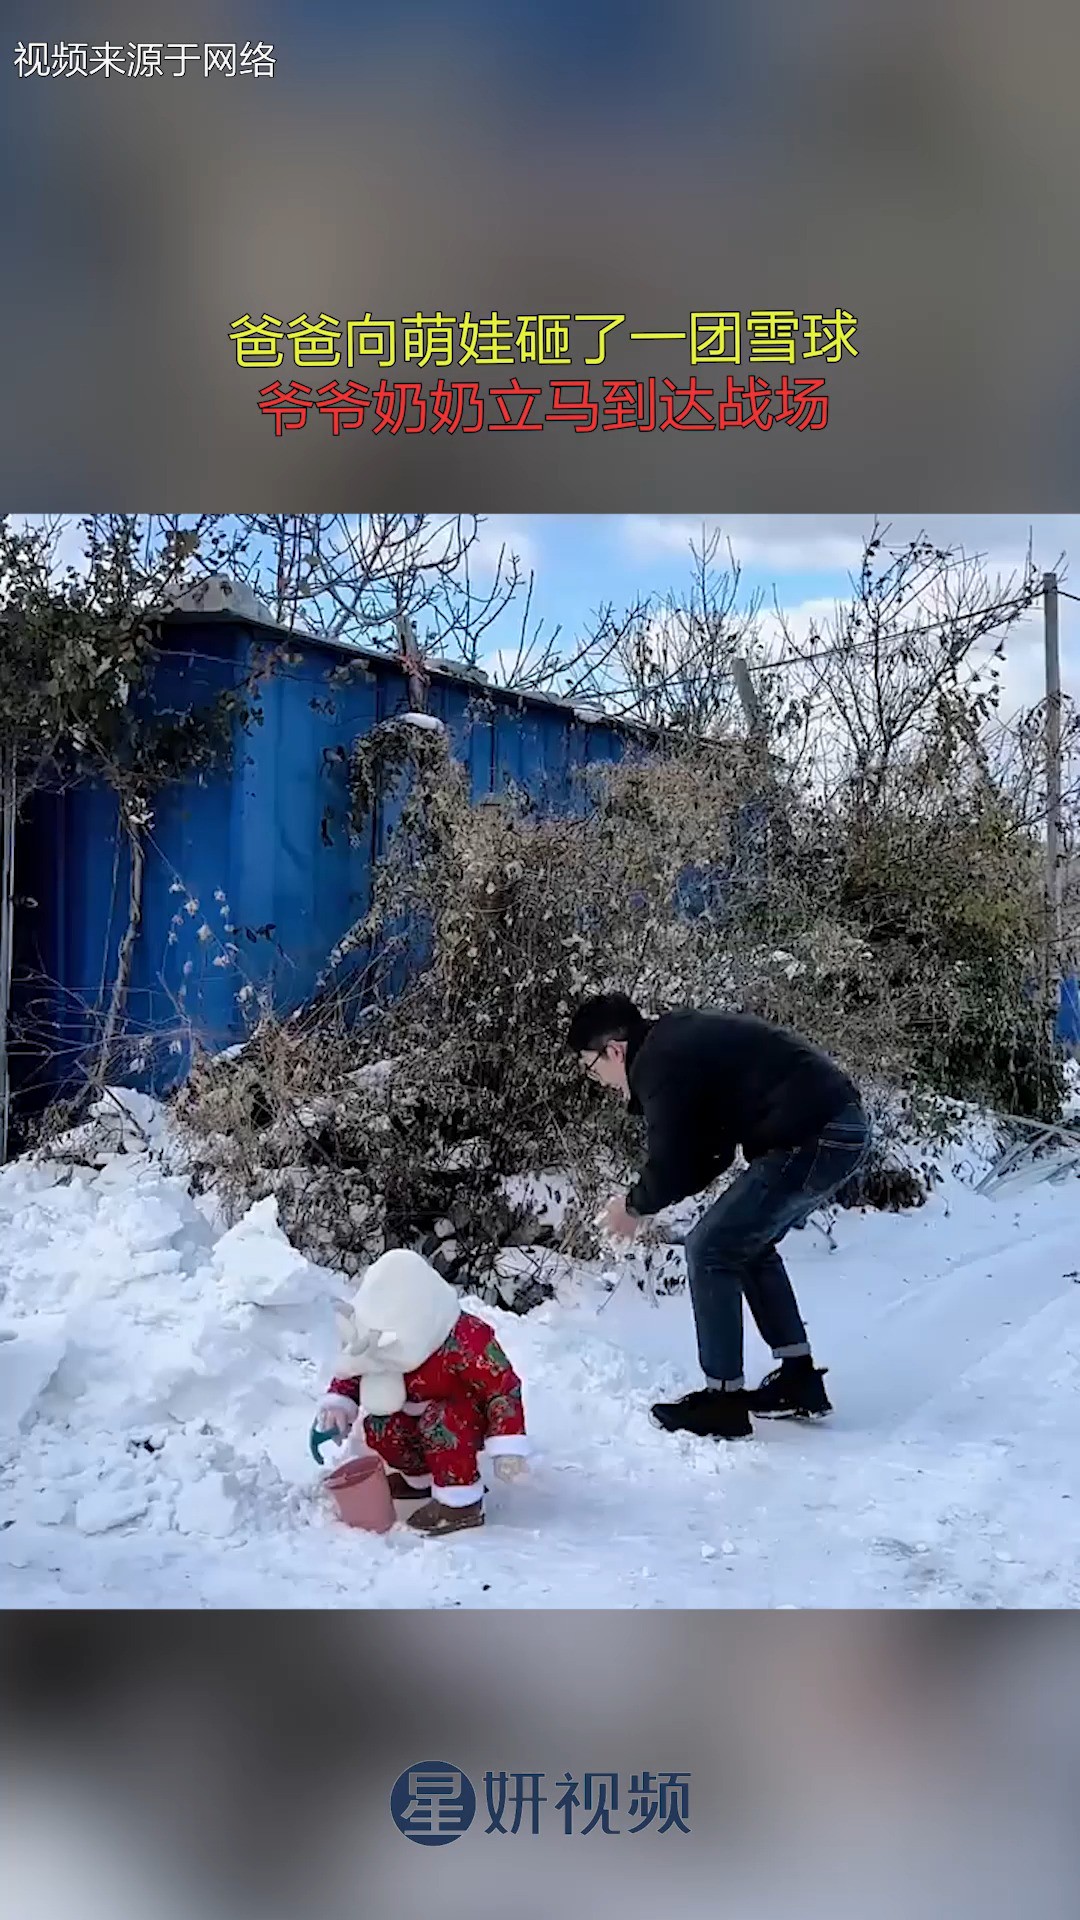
2,1094,1079,1609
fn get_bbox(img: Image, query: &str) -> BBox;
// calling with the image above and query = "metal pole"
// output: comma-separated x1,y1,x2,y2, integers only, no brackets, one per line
732,657,774,883
732,656,764,736
1044,572,1063,1014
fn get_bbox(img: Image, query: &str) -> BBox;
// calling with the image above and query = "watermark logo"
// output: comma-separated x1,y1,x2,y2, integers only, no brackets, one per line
390,1762,477,1846
390,1765,690,1840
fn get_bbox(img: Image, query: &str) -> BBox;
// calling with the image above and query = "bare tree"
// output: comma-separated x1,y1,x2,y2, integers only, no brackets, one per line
228,514,526,669
985,693,1080,974
766,522,1047,811
558,528,763,733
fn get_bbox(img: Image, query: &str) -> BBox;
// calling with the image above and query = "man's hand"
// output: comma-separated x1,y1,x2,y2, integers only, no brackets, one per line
597,1194,641,1242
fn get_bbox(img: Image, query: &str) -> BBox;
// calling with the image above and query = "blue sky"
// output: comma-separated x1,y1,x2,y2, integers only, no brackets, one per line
469,514,1080,717
13,511,1076,723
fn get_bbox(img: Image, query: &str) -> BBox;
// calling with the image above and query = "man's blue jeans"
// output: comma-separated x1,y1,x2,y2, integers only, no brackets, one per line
683,1101,870,1390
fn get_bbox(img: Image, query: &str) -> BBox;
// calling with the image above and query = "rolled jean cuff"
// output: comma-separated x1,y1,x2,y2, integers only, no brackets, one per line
773,1342,812,1359
706,1375,746,1392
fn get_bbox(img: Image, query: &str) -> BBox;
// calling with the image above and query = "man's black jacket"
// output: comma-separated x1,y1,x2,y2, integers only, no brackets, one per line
625,1009,860,1216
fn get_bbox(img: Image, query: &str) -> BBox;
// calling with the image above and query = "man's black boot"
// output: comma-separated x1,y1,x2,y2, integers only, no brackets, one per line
747,1356,832,1419
651,1387,753,1440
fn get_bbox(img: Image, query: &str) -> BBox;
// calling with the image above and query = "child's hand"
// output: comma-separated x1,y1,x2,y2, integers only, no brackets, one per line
316,1402,355,1437
493,1455,528,1484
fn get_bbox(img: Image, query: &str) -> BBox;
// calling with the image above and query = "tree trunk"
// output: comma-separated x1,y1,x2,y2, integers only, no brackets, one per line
397,609,428,713
96,799,145,1084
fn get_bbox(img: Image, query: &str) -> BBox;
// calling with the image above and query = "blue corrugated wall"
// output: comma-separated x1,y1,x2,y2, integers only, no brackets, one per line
11,611,1078,1124
9,614,640,1116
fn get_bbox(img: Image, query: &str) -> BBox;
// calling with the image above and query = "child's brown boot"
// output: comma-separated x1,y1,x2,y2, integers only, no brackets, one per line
406,1497,485,1536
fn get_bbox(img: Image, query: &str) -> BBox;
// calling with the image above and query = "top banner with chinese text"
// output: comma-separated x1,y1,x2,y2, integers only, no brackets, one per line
2,6,1079,508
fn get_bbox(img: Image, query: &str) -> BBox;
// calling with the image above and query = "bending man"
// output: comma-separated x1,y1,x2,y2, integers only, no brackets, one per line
568,994,869,1441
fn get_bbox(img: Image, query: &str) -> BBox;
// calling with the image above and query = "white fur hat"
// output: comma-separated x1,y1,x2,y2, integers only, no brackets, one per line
335,1248,461,1417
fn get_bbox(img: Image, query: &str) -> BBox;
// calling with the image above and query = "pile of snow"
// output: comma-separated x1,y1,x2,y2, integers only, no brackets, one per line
2,1093,1080,1608
46,1087,171,1166
0,1152,345,1553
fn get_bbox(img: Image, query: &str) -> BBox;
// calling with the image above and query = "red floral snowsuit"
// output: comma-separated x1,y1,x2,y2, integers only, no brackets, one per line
326,1311,527,1507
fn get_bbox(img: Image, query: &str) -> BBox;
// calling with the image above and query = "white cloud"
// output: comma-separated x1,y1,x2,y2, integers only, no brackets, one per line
618,513,1080,589
477,644,530,686
971,600,1080,722
618,515,867,575
470,516,538,579
758,596,843,653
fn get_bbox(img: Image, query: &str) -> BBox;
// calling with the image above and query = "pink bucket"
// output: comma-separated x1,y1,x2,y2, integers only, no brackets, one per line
324,1454,396,1533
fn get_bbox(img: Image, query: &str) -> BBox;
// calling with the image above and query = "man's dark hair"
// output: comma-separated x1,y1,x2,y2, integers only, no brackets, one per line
567,993,646,1055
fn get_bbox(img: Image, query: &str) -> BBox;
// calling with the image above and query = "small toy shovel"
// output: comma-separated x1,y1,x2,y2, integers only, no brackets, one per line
309,1424,346,1466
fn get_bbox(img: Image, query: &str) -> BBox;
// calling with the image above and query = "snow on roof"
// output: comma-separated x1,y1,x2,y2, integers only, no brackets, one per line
162,575,294,630
426,657,489,683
